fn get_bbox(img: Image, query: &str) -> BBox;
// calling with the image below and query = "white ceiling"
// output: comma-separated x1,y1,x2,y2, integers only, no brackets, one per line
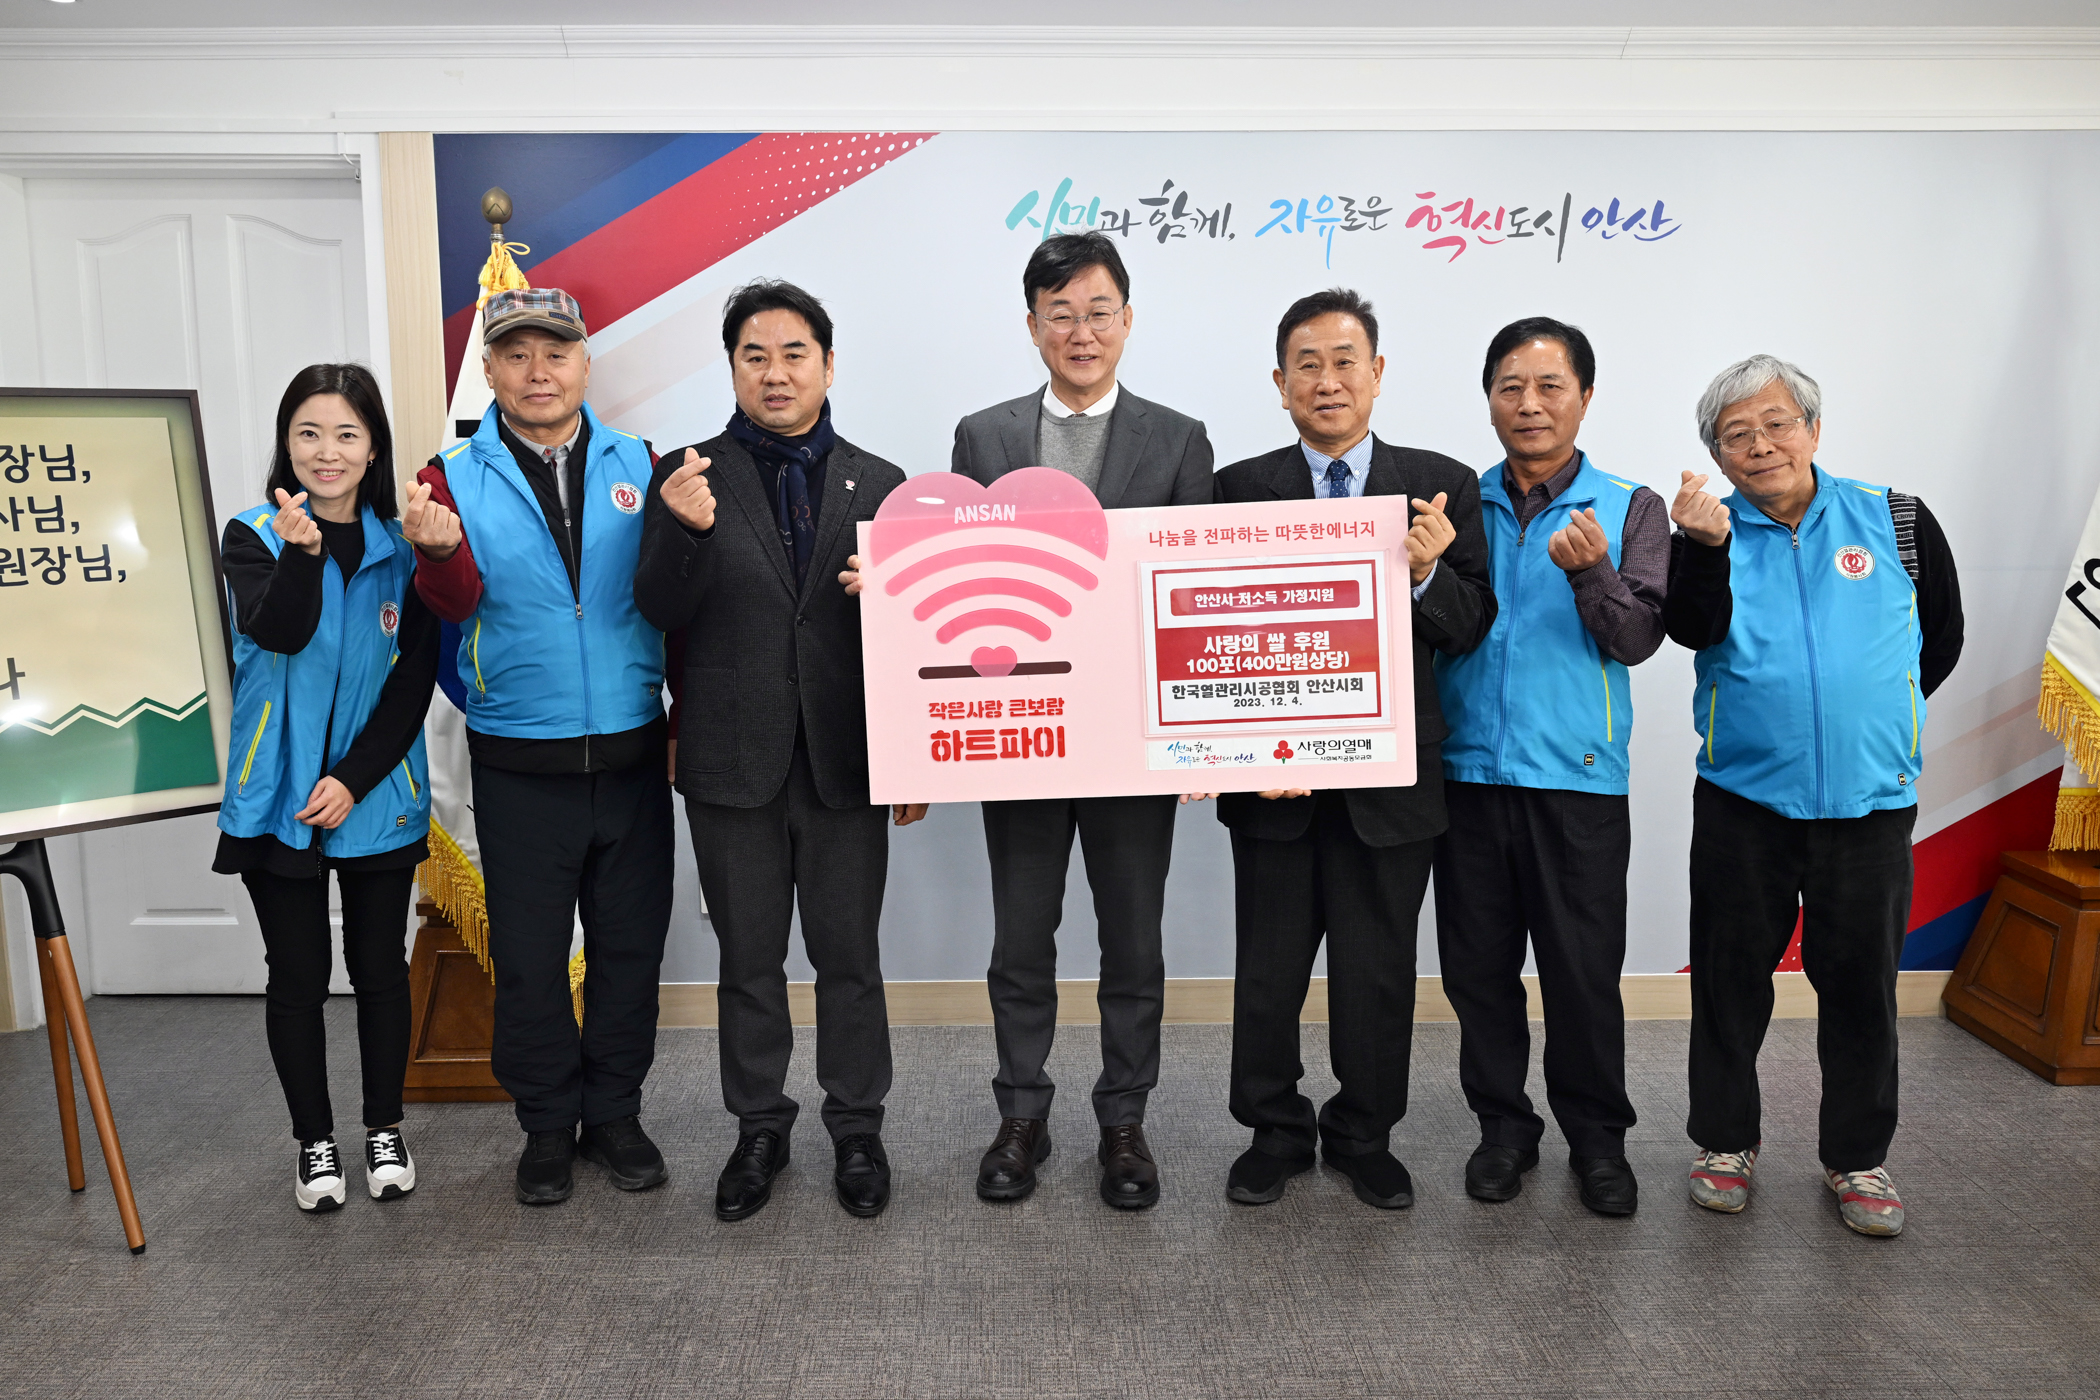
4,0,2098,28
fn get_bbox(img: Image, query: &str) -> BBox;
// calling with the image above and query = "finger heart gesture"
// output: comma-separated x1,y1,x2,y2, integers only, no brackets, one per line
1406,491,1454,585
1671,470,1731,547
271,488,323,556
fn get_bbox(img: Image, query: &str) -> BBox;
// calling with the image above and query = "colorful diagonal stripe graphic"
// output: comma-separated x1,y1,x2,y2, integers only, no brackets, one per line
439,132,934,398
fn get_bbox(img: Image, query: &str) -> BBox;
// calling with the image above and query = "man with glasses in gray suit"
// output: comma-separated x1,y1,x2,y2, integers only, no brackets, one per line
951,232,1214,1211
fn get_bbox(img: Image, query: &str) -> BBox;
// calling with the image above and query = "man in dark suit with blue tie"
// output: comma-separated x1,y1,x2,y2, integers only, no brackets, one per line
1211,288,1496,1211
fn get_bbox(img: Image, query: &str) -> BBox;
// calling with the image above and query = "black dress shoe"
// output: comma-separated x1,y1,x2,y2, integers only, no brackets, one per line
976,1117,1051,1202
715,1129,789,1222
834,1133,891,1218
1571,1154,1639,1216
1226,1146,1315,1205
1098,1124,1160,1210
515,1128,577,1206
1322,1144,1415,1209
1465,1142,1540,1203
579,1115,668,1191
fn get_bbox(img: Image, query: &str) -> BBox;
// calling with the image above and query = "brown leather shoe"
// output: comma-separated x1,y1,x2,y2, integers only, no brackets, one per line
1098,1123,1160,1210
976,1117,1051,1202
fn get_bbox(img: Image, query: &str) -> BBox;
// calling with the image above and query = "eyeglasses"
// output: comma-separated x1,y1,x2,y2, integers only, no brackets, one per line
1717,415,1807,455
1037,305,1126,336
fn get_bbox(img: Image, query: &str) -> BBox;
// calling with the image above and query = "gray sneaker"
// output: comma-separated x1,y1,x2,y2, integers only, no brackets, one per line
1688,1144,1758,1213
1825,1165,1905,1237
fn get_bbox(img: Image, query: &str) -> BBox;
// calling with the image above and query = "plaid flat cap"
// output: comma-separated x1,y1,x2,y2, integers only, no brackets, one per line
483,287,587,344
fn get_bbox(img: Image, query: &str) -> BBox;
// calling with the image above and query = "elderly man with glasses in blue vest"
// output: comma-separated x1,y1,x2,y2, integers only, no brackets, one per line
1663,354,1964,1238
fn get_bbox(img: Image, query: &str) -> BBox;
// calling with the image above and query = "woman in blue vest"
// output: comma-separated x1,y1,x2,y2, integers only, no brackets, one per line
213,363,437,1213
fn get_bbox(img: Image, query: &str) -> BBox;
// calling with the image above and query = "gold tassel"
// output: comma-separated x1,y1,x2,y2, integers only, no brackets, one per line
478,239,531,305
2053,788,2100,852
415,819,490,977
2039,653,2100,784
568,948,586,1028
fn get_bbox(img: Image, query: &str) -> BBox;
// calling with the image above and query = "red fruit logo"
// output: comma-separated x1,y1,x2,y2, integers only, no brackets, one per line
1833,546,1874,580
610,482,643,515
1273,740,1295,762
379,600,399,637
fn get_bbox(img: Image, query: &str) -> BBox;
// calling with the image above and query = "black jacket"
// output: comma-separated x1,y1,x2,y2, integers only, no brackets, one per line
635,431,905,810
950,385,1214,508
1211,438,1496,847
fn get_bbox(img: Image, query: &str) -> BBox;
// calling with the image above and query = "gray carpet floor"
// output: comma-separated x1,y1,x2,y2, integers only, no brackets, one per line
1,1000,2097,1399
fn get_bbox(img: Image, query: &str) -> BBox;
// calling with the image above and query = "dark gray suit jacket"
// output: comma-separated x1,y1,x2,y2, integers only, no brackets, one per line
949,385,1213,508
634,432,904,810
1211,437,1496,847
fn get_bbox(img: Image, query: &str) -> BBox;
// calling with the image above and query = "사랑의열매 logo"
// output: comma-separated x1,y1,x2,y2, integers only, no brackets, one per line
1833,546,1874,580
379,600,400,636
610,481,643,515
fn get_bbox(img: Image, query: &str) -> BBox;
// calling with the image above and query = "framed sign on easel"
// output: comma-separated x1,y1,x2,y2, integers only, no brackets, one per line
0,386,234,1253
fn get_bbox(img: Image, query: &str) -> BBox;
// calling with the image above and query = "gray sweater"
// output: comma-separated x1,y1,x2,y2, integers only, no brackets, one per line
1034,403,1113,492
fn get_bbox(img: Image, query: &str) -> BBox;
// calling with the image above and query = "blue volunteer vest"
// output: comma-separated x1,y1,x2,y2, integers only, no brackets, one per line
217,504,430,857
1435,455,1641,794
439,403,664,739
1693,466,1922,820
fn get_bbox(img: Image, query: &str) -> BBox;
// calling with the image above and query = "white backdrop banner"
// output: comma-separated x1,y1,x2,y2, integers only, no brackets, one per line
433,130,2100,977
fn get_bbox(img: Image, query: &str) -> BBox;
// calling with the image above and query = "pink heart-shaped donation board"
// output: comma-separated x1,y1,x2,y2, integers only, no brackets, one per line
865,467,1110,567
971,646,1019,678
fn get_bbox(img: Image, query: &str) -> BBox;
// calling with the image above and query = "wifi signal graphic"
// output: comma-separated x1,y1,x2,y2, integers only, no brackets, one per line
864,468,1110,679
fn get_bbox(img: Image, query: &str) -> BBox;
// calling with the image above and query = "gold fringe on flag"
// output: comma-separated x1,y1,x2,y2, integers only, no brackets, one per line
2040,653,2100,780
568,949,586,1028
2052,788,2100,851
2039,654,2100,851
415,818,490,975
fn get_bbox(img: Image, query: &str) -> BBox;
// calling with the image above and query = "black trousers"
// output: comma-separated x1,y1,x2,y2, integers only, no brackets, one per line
240,866,415,1143
687,750,892,1141
1229,794,1431,1159
1432,781,1637,1158
981,793,1176,1126
1688,778,1915,1172
475,759,674,1134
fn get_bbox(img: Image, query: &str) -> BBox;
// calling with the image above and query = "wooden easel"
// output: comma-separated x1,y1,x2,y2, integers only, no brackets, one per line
1,839,146,1253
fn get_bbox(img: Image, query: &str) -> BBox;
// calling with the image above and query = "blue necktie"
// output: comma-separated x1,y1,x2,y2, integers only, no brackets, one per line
1323,460,1352,499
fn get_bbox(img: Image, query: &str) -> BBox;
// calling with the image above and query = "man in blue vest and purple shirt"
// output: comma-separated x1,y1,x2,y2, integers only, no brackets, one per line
1432,317,1667,1218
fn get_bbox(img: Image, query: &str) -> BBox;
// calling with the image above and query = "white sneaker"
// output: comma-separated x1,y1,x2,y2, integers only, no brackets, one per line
296,1137,347,1213
366,1127,417,1201
1826,1164,1905,1237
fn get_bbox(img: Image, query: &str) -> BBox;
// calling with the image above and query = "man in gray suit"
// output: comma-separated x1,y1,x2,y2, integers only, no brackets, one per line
950,232,1214,1210
636,279,926,1224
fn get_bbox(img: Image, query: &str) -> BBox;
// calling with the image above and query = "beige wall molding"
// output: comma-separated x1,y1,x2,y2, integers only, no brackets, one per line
375,132,445,484
3,26,2098,65
658,971,1955,1028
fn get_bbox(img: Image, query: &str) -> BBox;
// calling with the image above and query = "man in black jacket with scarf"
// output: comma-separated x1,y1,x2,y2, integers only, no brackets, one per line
635,279,923,1223
1212,289,1496,1211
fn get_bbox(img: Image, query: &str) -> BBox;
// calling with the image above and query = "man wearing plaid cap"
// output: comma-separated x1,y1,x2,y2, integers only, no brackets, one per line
403,288,690,1206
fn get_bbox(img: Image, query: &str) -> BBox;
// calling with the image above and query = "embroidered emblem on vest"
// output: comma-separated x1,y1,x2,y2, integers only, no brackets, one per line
610,482,643,515
1834,546,1875,580
379,600,400,636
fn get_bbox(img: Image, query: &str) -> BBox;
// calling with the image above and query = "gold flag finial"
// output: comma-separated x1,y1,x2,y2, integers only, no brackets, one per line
474,186,529,309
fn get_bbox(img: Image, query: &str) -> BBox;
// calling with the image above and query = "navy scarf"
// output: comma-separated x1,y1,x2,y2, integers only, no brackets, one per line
727,401,835,587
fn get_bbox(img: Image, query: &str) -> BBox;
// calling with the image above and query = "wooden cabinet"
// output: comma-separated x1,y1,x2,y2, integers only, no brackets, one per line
402,899,509,1103
1943,851,2100,1085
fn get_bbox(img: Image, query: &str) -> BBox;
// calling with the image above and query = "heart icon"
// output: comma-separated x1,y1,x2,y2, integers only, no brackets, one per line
971,646,1018,678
